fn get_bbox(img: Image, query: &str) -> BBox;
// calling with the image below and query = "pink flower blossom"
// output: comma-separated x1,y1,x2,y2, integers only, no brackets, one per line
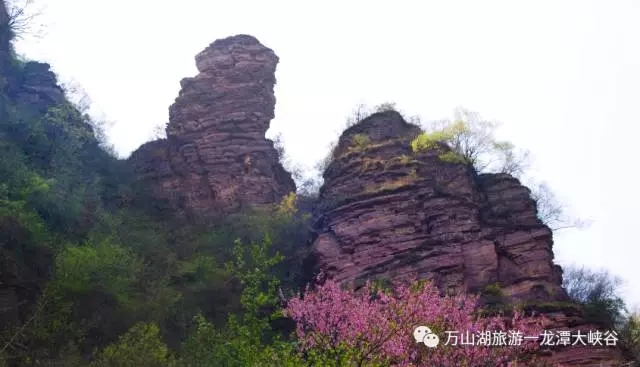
284,277,549,366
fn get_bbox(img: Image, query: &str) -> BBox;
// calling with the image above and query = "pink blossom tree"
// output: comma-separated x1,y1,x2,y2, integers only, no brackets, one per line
285,277,548,366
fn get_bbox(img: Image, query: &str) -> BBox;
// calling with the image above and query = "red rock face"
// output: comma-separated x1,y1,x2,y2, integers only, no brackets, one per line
313,110,563,301
129,35,295,214
312,110,627,365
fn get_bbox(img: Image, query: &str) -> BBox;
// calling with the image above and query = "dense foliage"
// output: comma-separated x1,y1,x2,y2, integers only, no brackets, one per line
1,10,638,365
562,265,640,363
286,278,547,366
0,30,315,364
0,50,551,364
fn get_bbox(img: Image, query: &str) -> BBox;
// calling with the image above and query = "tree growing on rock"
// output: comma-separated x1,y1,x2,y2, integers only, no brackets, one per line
412,107,531,177
148,123,167,140
411,107,588,231
318,101,413,178
345,103,372,128
271,132,308,191
2,0,44,40
60,79,117,154
529,182,588,231
562,265,627,329
285,278,547,366
563,265,639,364
621,310,640,363
318,103,582,231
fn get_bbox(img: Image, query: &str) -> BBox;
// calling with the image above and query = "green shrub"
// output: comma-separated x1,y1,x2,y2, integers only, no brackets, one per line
478,283,509,316
620,313,640,363
90,322,176,367
176,236,298,366
350,133,371,151
52,240,142,308
563,266,627,329
410,121,469,165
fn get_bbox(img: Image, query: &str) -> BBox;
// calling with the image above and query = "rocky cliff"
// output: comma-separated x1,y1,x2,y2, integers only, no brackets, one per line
50,30,626,364
312,110,564,301
310,110,626,365
0,2,86,333
0,0,64,113
128,35,295,215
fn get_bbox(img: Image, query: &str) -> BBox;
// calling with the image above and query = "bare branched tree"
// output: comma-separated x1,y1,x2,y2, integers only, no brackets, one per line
494,141,531,177
345,103,371,128
345,101,401,128
60,79,116,153
529,182,589,231
269,132,309,191
298,176,322,198
564,266,640,362
406,114,422,127
563,265,624,304
149,123,167,140
563,265,627,328
425,108,501,172
529,182,562,227
288,162,305,186
272,132,285,162
60,79,92,114
314,140,337,175
421,107,531,178
415,108,588,232
3,0,44,40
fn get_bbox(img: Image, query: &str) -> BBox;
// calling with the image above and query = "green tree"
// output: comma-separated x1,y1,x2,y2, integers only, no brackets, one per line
562,265,640,364
412,107,530,175
90,323,176,367
620,310,640,363
179,236,303,366
563,265,627,329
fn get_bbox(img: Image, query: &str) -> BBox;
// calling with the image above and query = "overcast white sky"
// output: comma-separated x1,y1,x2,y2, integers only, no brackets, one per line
14,0,639,309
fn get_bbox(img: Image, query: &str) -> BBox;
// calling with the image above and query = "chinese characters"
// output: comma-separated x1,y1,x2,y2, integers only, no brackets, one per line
441,329,618,347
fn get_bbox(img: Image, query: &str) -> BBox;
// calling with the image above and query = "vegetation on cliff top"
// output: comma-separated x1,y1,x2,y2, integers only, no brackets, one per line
314,102,585,232
1,4,638,365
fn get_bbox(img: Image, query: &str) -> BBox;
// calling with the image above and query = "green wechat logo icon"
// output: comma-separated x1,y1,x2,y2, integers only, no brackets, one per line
413,325,440,348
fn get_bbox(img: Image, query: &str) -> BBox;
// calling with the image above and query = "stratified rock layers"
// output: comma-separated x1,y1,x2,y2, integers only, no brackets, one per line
129,35,295,214
312,110,563,302
311,111,625,366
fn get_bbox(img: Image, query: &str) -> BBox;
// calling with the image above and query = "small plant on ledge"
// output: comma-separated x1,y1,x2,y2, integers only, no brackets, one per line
348,133,371,152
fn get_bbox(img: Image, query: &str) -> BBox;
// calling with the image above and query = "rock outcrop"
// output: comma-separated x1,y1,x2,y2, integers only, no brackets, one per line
312,110,563,301
0,2,63,110
311,110,626,365
129,35,295,215
0,44,70,333
10,62,66,112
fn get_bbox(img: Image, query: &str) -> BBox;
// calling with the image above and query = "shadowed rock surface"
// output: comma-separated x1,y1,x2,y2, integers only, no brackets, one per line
310,110,626,365
128,35,295,215
0,0,66,335
11,62,66,112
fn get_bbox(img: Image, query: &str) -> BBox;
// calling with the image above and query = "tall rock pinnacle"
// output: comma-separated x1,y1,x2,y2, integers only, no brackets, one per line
129,35,295,215
167,35,279,140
